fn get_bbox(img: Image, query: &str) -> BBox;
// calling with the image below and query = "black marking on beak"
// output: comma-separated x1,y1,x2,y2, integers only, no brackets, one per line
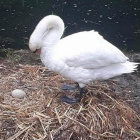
33,49,37,53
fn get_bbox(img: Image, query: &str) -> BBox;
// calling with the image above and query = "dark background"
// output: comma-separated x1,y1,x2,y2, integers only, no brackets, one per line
0,0,140,51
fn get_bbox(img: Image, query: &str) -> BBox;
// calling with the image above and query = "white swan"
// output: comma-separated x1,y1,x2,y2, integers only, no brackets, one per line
29,15,138,104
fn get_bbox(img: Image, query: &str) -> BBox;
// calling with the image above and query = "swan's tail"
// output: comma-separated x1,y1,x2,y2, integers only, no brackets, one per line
122,61,139,73
90,61,138,80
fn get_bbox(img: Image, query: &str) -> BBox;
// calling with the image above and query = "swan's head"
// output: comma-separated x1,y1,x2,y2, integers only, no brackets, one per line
29,15,65,53
29,34,41,53
29,36,41,52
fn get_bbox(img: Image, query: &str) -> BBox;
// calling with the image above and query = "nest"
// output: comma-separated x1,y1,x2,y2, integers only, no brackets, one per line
0,50,140,140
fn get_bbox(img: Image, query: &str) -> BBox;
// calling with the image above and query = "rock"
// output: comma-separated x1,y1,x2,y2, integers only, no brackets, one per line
11,89,26,99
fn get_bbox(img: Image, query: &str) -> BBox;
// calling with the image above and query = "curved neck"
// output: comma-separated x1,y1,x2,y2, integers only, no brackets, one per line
30,15,65,48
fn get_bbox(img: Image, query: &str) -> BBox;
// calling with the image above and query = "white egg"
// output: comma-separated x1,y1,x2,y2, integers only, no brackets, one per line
11,89,26,99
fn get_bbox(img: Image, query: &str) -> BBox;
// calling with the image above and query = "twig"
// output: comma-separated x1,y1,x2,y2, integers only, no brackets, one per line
55,108,61,124
7,124,34,140
64,114,98,135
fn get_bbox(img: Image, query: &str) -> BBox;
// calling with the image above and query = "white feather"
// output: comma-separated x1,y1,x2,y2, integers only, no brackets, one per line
29,15,138,88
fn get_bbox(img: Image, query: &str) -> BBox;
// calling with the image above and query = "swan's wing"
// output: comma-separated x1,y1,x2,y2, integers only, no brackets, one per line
59,31,128,69
65,48,128,69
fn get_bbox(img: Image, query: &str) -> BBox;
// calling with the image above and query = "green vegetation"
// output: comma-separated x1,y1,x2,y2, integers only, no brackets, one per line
0,48,9,58
0,48,17,61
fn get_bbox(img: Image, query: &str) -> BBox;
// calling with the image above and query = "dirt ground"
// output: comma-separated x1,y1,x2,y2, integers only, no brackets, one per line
0,49,140,140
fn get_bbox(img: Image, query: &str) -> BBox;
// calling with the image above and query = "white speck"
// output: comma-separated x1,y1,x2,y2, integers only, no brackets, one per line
1,29,5,31
126,13,128,15
134,8,136,10
11,89,26,99
73,4,77,7
83,18,88,23
88,9,92,12
107,17,112,19
100,15,103,18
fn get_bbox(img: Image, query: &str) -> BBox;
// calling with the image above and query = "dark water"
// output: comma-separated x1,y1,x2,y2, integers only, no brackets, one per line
0,0,140,51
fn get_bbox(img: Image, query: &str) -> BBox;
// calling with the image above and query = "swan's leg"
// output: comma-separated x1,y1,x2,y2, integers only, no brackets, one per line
61,83,79,91
60,86,87,104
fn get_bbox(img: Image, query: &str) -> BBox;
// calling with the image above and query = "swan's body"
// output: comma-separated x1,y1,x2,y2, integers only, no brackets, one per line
29,15,138,103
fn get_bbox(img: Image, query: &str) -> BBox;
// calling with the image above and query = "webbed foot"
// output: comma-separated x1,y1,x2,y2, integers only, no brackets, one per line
60,87,88,104
61,83,78,91
60,96,81,104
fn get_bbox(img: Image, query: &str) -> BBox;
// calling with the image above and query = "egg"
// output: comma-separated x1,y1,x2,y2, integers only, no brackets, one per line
11,89,26,99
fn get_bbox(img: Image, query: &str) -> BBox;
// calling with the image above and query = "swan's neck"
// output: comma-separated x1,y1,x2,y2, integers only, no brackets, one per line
30,16,64,69
30,15,65,51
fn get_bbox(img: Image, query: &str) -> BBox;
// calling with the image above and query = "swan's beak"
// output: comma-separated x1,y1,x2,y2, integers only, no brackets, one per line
28,40,41,54
33,49,41,54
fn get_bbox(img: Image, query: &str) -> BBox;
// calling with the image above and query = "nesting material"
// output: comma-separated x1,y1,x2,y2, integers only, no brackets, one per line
11,89,26,99
0,49,139,140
